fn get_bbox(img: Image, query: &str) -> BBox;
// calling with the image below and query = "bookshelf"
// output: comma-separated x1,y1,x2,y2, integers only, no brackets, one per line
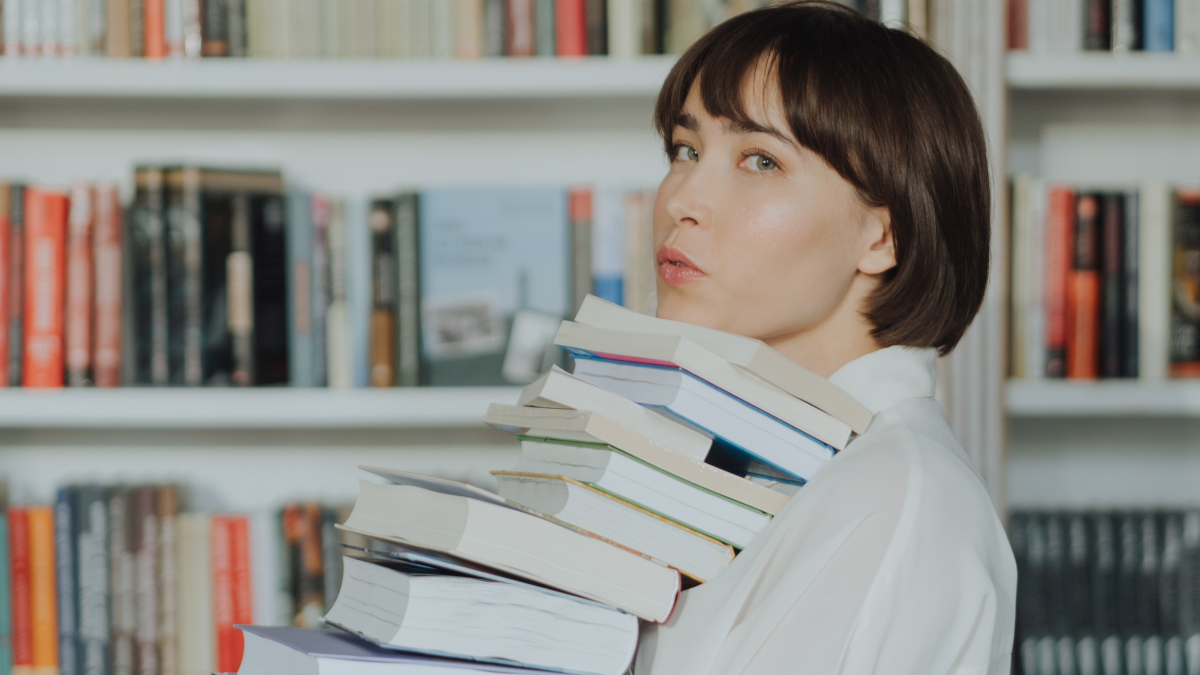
1007,380,1200,417
1008,52,1200,89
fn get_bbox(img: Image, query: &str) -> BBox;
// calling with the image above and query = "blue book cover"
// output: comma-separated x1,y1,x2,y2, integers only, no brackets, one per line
592,187,625,307
287,190,315,387
0,510,10,675
419,186,571,386
1145,0,1174,51
55,487,79,675
345,197,372,388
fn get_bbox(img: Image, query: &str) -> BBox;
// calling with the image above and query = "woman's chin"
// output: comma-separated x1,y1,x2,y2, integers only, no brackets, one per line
654,291,724,330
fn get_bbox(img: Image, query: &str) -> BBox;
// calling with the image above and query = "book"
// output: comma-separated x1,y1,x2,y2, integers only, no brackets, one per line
418,186,570,386
492,471,734,582
109,488,134,675
509,437,769,548
250,184,289,385
0,184,8,387
568,187,593,314
93,183,122,388
310,194,330,387
339,479,681,623
1068,193,1101,379
28,505,59,675
555,0,585,56
584,0,604,54
133,487,159,675
1007,0,1027,49
157,485,179,675
106,0,130,56
324,556,639,675
287,189,315,388
606,0,638,57
1112,0,1140,51
485,403,789,515
56,488,79,675
346,197,371,388
143,0,164,56
164,0,183,55
201,0,227,54
504,0,534,56
130,0,145,55
482,0,503,56
1083,0,1111,49
519,365,712,460
1173,191,1200,376
1100,193,1124,379
249,510,280,629
368,199,396,387
393,192,420,388
453,0,483,59
237,625,539,675
75,485,110,675
1144,0,1174,51
211,514,252,674
9,508,32,675
535,0,555,55
1180,0,1200,52
176,513,212,675
1122,191,1140,379
5,185,21,387
571,356,836,484
1045,187,1075,377
23,188,68,389
557,319,855,447
65,183,94,387
0,508,9,675
325,197,351,389
130,167,169,386
591,186,623,307
569,294,872,433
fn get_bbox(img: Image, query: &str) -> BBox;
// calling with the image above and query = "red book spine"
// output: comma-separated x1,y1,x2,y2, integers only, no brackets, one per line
144,0,167,58
0,189,9,387
8,508,32,672
1067,193,1101,379
23,188,68,389
66,183,95,387
555,0,586,57
505,0,536,56
93,184,123,388
1007,0,1028,50
230,515,253,669
1044,186,1075,378
211,516,237,674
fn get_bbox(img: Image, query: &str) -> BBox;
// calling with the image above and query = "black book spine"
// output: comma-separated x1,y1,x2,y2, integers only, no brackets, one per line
226,0,246,57
320,507,341,612
228,194,254,386
1161,514,1184,675
130,168,169,386
56,487,80,675
165,168,205,386
1045,513,1079,675
1140,513,1163,674
1011,513,1039,675
394,193,421,388
77,486,110,675
585,0,607,55
251,193,289,385
1118,513,1144,672
201,0,229,56
311,196,329,387
369,200,396,388
132,487,158,675
1092,512,1123,675
1067,512,1097,672
1101,193,1125,378
1123,190,1140,377
1180,513,1200,667
201,189,233,386
1084,0,1113,50
642,0,664,55
8,184,23,387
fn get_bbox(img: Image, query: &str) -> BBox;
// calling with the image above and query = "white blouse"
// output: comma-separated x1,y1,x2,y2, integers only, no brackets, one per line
634,346,1017,675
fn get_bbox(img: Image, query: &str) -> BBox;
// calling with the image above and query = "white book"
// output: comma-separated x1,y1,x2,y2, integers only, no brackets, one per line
176,514,214,675
430,0,452,58
519,365,713,460
346,196,372,387
1049,0,1083,52
325,197,353,389
571,356,835,484
606,0,638,58
57,0,75,54
4,0,22,55
1179,0,1200,53
163,0,182,55
592,187,627,306
250,510,281,627
1112,0,1138,52
1139,182,1173,380
1025,178,1047,379
20,0,38,56
41,0,59,55
1027,0,1050,51
408,0,431,57
879,0,905,28
318,0,338,57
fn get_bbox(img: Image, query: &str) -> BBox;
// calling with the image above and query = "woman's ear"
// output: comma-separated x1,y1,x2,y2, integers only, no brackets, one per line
858,205,897,276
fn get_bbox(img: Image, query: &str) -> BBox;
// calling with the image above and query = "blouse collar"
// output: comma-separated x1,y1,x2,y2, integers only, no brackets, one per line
827,346,937,415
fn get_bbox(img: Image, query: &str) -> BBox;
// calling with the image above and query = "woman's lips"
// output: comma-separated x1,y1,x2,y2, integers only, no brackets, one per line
657,246,705,285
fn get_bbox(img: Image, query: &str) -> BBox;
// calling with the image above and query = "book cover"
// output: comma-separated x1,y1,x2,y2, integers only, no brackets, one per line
133,487,159,675
66,183,94,387
75,486,110,675
109,488,135,675
143,0,164,56
569,187,593,315
23,188,68,389
28,506,59,674
1171,190,1200,376
287,190,314,388
0,183,9,387
1083,0,1111,49
1067,193,1101,379
310,194,329,387
200,0,227,55
418,186,570,386
1099,193,1124,379
9,508,32,675
505,0,535,56
593,186,626,307
555,0,585,56
93,183,123,388
393,193,420,388
1045,186,1074,378
156,486,178,675
1144,0,1173,50
453,0,483,58
1122,191,1139,378
251,190,289,385
368,199,396,388
535,0,555,55
55,488,79,675
584,0,605,54
130,168,169,386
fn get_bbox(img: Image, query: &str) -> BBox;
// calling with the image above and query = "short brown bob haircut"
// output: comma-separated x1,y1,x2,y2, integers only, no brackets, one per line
655,0,990,356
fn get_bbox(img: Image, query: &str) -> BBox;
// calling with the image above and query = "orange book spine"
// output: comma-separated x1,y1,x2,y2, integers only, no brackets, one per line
144,0,167,58
65,183,95,387
23,189,68,389
93,184,123,388
555,0,587,57
211,516,237,674
230,516,253,657
9,508,33,675
0,186,10,387
27,506,59,674
1066,193,1101,379
454,0,484,59
1044,187,1075,378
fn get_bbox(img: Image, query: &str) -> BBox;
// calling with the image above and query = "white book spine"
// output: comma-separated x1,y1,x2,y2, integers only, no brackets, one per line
879,0,905,28
1112,0,1137,51
273,0,289,58
606,0,638,58
1026,179,1047,380
1027,0,1050,51
1139,182,1172,380
1179,0,1200,53
41,0,58,55
326,197,352,389
409,0,430,57
22,0,39,56
249,510,281,627
318,0,337,58
164,0,182,55
1050,0,1083,52
430,0,452,58
4,0,22,55
57,0,74,54
88,0,104,55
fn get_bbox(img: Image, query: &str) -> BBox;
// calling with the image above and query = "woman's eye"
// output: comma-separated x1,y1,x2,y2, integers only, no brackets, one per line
673,144,699,162
746,154,777,171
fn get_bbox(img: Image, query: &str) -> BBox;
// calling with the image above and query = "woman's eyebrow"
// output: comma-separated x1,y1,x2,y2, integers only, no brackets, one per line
726,118,796,146
674,113,699,131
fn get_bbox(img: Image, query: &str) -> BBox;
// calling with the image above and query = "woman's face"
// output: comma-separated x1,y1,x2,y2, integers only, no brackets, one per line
653,72,896,355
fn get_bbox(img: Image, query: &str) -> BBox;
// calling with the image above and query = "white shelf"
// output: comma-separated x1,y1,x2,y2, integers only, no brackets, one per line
0,57,676,99
1007,379,1200,417
1008,52,1200,89
0,387,522,429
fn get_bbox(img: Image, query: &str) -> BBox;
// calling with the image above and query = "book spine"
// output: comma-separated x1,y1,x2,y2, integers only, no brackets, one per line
1010,178,1027,378
555,0,585,56
87,0,105,55
41,0,59,56
1067,193,1101,379
105,0,129,56
534,0,555,55
225,0,244,57
1171,191,1200,376
1144,0,1173,50
176,514,212,675
583,0,604,54
163,0,182,55
453,0,483,58
133,487,158,675
28,506,59,675
309,194,329,387
505,0,534,56
60,0,79,56
209,517,236,674
23,188,67,389
93,184,122,388
229,517,251,670
1045,186,1075,378
131,169,169,386
625,188,654,315
251,191,289,385
293,505,324,626
1122,190,1139,378
21,0,39,57
568,187,593,315
8,509,32,675
346,198,371,388
65,183,94,387
164,168,203,386
287,190,314,388
181,0,199,56
227,193,254,386
3,0,22,56
393,193,420,388
1100,193,1124,379
324,198,350,389
319,508,341,611
1140,183,1172,380
368,199,396,388
0,184,9,387
607,0,636,57
1179,0,1200,53
200,0,227,55
1008,0,1028,49
483,0,503,56
247,511,277,628
0,510,10,675
1112,0,1140,51
56,488,79,675
592,186,625,306
108,489,133,675
143,0,164,56
156,486,177,675
76,486,109,675
7,185,24,387
1083,0,1111,49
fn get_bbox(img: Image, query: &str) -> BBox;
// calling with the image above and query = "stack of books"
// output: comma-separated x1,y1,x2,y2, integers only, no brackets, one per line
235,295,871,675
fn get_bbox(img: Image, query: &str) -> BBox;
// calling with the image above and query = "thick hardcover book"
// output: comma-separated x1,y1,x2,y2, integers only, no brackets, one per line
1083,0,1112,49
393,193,421,388
555,0,586,56
56,488,80,675
1122,191,1140,378
133,487,159,675
1067,193,1102,379
66,184,95,387
8,509,32,674
200,0,227,54
310,195,329,387
156,486,179,675
287,190,315,387
28,506,59,674
1171,191,1200,376
75,485,110,675
368,199,396,388
1100,193,1125,379
0,184,8,387
1045,188,1076,377
93,184,123,388
505,0,535,56
108,488,135,675
251,190,289,385
130,168,169,386
23,188,68,388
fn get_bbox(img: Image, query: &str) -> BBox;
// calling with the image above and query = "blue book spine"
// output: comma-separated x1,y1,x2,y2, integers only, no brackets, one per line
592,187,626,307
55,488,79,675
1145,0,1175,51
346,197,372,388
287,190,315,387
0,512,10,675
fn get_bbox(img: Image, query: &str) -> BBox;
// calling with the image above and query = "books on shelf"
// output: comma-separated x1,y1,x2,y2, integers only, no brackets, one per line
1008,0,1185,53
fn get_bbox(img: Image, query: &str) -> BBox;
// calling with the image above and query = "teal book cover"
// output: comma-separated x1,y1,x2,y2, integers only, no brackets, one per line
419,186,571,386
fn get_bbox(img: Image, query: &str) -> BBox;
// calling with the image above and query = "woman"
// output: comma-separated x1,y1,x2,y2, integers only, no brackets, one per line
635,3,1015,674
